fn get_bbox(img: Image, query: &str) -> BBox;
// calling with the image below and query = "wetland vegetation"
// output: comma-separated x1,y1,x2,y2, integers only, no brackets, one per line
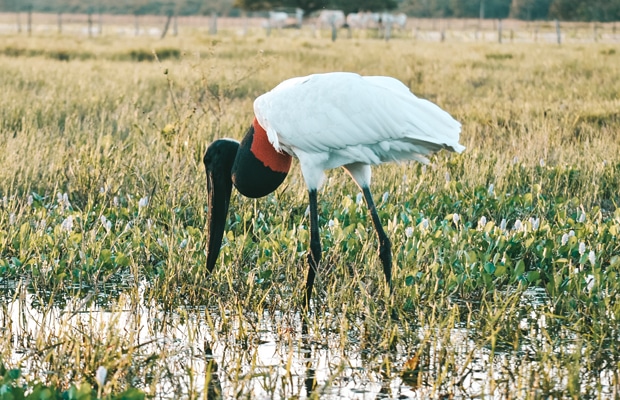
0,27,619,398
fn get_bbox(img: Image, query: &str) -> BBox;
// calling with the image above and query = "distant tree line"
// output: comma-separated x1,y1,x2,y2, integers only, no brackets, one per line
0,0,618,21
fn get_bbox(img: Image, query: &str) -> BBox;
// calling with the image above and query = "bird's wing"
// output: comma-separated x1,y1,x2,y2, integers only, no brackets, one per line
253,72,464,162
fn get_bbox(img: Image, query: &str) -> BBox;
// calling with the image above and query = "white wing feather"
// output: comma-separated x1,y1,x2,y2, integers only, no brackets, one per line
254,72,464,172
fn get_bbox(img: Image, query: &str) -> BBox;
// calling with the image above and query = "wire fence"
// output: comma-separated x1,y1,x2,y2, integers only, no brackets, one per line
0,12,618,44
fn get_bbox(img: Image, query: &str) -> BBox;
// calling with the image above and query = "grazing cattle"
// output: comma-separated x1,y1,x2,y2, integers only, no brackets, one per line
316,10,345,30
377,13,408,30
263,9,304,33
267,11,288,30
346,12,377,29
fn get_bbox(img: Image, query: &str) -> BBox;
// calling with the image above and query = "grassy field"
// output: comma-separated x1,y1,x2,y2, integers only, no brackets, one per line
0,27,620,399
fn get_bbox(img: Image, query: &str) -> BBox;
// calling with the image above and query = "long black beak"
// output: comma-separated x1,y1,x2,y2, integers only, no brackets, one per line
204,139,240,273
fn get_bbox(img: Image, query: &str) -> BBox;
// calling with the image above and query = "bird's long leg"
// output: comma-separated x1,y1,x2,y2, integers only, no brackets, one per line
304,189,322,309
361,187,392,294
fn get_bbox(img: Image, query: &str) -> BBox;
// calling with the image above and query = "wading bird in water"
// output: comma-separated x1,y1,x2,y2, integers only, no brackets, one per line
204,72,464,308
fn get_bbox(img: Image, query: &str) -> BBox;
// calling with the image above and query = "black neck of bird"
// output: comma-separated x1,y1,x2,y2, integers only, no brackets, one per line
204,139,240,273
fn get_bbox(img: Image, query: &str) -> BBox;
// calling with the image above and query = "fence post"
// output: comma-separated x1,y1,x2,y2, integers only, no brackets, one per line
385,21,392,41
27,6,32,36
555,19,561,44
209,12,217,35
498,19,502,43
593,21,598,42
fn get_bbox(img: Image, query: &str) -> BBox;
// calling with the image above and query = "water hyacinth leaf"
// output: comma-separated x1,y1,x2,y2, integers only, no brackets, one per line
100,249,112,264
494,264,507,277
69,233,82,245
484,262,496,274
7,368,21,380
115,253,130,267
526,271,540,283
514,260,525,278
119,388,146,400
77,382,94,397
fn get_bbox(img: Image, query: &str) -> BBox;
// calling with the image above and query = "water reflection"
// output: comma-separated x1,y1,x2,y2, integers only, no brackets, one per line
1,282,617,398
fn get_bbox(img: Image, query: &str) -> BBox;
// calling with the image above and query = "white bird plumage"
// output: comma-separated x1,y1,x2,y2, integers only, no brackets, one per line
254,72,464,190
204,71,465,309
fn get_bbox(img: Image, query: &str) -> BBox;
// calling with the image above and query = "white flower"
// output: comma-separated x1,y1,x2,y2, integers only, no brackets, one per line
561,233,569,246
328,219,335,228
147,219,154,230
512,156,519,165
2,196,7,207
9,213,15,225
95,366,107,387
382,191,389,203
62,193,71,208
513,219,522,231
585,274,595,291
578,212,586,223
356,192,363,205
500,219,507,231
530,217,540,231
405,226,414,238
180,239,188,249
478,216,487,229
578,242,586,255
61,216,74,232
569,230,575,237
138,196,149,209
539,158,545,167
27,195,33,206
100,215,112,232
588,250,595,265
39,219,47,230
452,213,460,224
445,172,451,182
421,218,429,230
99,186,106,194
488,184,494,195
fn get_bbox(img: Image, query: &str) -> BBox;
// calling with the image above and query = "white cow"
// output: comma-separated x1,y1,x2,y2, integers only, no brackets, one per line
316,10,345,30
266,11,288,29
392,13,408,30
377,12,407,30
346,12,378,29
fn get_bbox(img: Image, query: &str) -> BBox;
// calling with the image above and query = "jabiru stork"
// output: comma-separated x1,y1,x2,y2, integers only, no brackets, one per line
204,72,464,308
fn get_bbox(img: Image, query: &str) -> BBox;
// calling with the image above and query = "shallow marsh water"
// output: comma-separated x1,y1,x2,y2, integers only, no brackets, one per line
3,281,617,399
